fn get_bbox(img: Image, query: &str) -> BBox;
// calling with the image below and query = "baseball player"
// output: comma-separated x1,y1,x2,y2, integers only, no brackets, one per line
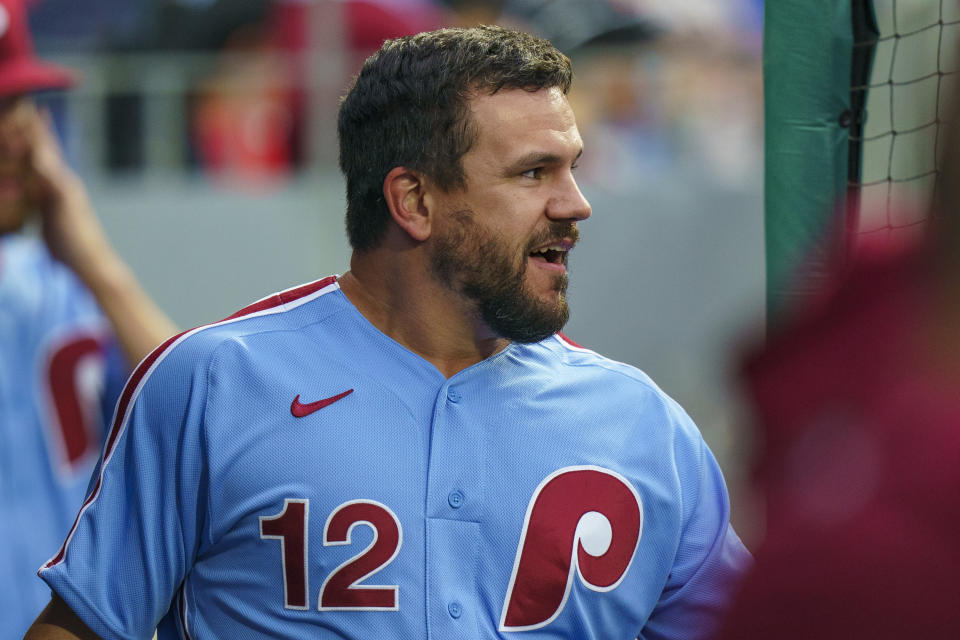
0,1,176,637
29,26,750,639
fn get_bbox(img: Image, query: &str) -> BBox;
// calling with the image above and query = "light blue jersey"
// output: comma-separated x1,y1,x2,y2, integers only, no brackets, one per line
0,235,127,639
40,276,749,639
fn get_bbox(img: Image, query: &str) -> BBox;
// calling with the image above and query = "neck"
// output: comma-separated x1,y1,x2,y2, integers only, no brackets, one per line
339,247,509,378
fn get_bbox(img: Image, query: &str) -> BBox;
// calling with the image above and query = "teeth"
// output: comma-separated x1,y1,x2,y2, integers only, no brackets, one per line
534,245,567,254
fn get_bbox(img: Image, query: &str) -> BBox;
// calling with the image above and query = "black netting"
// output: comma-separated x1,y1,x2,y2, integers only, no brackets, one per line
849,0,960,238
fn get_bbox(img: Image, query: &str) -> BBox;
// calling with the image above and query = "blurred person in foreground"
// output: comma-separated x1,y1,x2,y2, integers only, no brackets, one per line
27,25,749,639
0,0,176,636
715,81,960,640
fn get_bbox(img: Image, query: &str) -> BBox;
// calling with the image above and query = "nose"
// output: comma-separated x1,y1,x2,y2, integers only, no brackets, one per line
546,171,591,222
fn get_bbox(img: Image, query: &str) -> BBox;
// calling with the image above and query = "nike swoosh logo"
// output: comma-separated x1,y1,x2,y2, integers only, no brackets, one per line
291,389,354,417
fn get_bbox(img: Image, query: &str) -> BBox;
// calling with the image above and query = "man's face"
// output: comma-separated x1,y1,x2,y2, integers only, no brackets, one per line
428,87,591,343
0,95,34,234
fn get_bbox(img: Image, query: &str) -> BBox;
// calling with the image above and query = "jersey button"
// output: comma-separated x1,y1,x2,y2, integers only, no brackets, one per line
448,489,465,508
446,388,461,403
448,601,463,619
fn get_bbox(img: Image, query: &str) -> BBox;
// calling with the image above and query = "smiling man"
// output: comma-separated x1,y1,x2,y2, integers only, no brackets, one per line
423,86,585,346
27,26,749,640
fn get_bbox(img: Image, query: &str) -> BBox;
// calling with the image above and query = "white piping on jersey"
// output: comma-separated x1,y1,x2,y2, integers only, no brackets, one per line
553,333,596,355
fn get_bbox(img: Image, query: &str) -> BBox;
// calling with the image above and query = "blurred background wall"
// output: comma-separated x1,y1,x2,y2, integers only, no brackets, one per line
28,0,765,538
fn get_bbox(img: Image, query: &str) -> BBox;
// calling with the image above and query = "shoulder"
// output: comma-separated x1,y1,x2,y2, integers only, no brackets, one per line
536,333,679,401
516,335,719,519
516,333,700,437
174,275,341,349
133,276,346,396
743,238,930,411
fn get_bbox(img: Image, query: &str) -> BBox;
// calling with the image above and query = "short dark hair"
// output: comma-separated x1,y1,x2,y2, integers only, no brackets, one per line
337,25,573,252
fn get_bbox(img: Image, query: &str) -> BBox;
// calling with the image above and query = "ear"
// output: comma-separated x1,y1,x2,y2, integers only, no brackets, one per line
383,166,431,242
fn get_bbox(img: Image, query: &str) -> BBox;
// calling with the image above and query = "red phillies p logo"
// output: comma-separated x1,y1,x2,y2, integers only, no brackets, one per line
499,466,643,632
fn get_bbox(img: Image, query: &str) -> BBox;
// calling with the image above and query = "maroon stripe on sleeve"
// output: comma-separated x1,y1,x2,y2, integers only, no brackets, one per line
224,276,337,320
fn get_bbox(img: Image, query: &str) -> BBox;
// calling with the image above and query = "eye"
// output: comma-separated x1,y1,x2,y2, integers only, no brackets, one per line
521,167,542,179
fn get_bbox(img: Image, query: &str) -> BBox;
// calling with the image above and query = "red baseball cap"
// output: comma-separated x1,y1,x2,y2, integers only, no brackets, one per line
0,0,75,97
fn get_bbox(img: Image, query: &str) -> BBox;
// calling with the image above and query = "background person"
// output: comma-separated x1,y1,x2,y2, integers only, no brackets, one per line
0,0,176,636
715,42,960,640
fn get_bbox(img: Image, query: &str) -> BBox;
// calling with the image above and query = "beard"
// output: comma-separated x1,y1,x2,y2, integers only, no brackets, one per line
429,208,576,343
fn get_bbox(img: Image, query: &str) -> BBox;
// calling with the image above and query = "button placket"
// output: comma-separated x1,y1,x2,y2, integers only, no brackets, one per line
426,378,482,637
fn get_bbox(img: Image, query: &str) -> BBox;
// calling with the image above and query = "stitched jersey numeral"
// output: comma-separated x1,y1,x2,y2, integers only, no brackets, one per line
260,499,402,611
320,500,402,610
259,499,310,609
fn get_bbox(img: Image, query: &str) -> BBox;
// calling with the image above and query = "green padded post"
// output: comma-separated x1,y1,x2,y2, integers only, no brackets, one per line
764,1,856,320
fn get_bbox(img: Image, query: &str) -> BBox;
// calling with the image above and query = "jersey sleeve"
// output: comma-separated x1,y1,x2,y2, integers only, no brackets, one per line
38,331,211,639
641,402,752,640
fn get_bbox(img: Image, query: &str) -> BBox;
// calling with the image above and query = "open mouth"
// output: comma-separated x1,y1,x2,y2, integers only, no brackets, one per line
529,240,573,266
530,246,567,265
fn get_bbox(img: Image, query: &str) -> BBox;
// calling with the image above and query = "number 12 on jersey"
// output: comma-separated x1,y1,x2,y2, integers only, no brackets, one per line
259,498,402,611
